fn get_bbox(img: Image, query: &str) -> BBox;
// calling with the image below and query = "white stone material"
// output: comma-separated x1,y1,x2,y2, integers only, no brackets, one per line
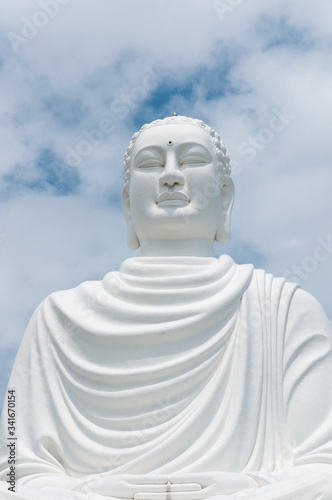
0,116,331,499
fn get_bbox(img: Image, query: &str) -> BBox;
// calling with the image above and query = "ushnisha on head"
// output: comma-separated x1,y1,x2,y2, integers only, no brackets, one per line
122,115,235,257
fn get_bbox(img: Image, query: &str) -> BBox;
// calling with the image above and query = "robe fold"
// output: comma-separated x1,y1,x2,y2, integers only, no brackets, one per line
1,255,332,498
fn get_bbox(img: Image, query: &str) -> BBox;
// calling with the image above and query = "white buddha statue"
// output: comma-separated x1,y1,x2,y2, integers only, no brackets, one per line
1,115,332,499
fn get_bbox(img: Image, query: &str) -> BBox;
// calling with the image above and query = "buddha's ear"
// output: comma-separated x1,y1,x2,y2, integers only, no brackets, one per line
122,184,140,250
215,176,235,243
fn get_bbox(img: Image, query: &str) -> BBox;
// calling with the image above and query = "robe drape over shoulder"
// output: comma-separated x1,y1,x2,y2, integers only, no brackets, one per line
1,255,332,499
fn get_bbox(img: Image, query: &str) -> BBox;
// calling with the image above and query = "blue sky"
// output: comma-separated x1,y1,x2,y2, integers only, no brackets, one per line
0,0,332,406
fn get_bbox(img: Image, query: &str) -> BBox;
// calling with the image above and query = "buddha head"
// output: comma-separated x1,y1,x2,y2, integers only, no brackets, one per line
122,115,235,255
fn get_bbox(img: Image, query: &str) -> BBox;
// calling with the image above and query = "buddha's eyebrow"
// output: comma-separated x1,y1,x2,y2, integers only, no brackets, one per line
137,145,163,152
180,142,209,148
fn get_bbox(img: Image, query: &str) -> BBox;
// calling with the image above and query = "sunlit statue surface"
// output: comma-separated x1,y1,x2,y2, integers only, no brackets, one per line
1,115,332,499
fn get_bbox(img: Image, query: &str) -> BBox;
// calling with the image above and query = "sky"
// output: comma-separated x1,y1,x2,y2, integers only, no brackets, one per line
0,0,331,406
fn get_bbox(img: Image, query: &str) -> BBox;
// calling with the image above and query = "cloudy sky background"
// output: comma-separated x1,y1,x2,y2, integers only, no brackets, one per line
0,0,331,406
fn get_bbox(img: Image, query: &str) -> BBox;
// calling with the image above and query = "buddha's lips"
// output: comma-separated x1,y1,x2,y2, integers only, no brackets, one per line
156,192,190,205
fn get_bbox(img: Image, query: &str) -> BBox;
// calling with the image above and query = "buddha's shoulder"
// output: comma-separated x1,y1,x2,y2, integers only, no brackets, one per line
37,273,116,313
286,287,332,331
249,267,327,311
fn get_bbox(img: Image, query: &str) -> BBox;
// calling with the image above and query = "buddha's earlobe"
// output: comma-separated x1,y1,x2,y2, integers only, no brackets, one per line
122,185,140,250
215,177,235,243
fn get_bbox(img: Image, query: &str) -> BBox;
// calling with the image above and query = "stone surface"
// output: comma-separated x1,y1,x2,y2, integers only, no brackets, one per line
0,116,331,499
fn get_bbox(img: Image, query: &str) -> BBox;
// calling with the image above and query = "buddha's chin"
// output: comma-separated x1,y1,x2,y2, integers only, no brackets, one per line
155,203,190,216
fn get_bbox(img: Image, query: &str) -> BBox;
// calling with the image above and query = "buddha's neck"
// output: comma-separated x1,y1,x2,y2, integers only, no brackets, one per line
139,238,215,257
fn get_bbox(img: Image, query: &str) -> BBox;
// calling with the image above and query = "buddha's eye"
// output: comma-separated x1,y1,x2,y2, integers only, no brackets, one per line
137,159,164,168
180,156,209,166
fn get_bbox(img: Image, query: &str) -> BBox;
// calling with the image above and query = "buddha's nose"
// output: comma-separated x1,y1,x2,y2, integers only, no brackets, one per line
159,158,184,187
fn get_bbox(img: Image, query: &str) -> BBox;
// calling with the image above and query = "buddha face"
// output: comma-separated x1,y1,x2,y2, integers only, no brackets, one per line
122,124,234,249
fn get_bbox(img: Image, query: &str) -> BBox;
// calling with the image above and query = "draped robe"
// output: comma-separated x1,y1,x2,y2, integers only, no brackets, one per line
1,255,332,498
